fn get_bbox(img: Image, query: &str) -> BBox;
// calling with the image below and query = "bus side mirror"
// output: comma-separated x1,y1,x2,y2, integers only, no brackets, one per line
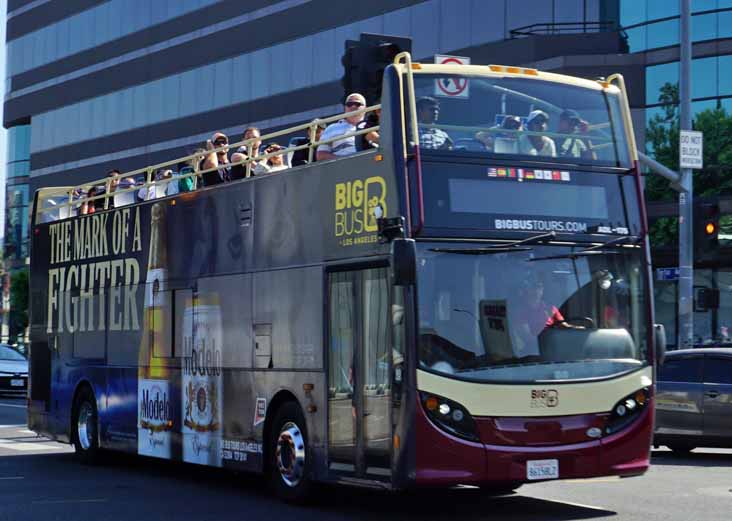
392,238,416,286
653,324,666,366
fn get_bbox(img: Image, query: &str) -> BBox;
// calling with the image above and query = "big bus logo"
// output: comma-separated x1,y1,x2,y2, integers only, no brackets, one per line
334,176,387,245
530,389,559,408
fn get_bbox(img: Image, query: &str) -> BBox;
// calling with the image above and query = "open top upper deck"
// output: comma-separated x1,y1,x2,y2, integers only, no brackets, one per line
32,52,642,251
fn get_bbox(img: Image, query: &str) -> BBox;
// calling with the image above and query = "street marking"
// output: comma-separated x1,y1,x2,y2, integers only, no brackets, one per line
542,499,610,512
565,477,621,483
0,439,60,451
0,403,27,409
0,424,26,429
0,476,25,480
32,499,108,505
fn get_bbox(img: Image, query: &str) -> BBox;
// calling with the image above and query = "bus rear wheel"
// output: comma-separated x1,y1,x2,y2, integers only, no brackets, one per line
72,387,100,465
268,402,313,503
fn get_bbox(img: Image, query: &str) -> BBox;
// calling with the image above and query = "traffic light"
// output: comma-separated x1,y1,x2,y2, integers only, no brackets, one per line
694,202,719,258
341,34,412,105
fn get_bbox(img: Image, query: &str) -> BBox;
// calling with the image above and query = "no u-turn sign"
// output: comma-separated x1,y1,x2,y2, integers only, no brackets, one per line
434,54,470,99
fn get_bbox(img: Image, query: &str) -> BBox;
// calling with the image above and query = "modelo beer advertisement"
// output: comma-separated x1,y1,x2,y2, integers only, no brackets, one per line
42,201,224,465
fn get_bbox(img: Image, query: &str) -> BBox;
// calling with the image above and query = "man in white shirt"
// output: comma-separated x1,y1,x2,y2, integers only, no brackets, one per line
518,110,556,157
316,93,366,160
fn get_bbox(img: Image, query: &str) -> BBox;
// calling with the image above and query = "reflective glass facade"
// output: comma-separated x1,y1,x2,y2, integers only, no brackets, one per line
622,0,732,52
4,126,31,265
3,0,602,263
625,0,732,348
6,0,220,78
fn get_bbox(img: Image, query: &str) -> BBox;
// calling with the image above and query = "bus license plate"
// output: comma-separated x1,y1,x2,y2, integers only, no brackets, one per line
10,379,24,387
526,459,559,480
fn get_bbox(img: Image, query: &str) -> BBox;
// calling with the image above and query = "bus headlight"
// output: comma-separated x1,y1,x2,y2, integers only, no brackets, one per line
605,388,650,435
420,392,480,442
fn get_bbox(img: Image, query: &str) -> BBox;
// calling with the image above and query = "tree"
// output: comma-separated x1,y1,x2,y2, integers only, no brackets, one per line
645,82,732,246
9,269,29,343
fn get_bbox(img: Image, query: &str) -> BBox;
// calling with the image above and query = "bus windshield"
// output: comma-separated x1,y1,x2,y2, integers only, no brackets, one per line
417,243,648,383
410,73,631,168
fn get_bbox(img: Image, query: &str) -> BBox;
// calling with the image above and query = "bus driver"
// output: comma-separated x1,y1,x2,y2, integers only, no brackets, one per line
512,279,571,359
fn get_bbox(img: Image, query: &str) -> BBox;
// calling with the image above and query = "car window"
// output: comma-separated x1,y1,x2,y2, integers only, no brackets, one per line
658,357,703,383
0,345,26,361
703,357,732,384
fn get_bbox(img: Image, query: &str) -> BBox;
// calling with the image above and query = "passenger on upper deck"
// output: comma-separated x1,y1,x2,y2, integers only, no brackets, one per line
138,169,175,200
231,127,264,179
201,132,231,186
316,93,366,160
253,143,289,175
416,96,452,150
356,107,380,151
475,115,522,152
291,121,327,167
518,110,556,157
557,109,595,160
107,168,137,207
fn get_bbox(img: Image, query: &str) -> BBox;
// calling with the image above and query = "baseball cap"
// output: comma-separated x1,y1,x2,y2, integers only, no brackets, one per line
527,110,549,125
345,93,366,106
560,109,581,122
417,96,439,109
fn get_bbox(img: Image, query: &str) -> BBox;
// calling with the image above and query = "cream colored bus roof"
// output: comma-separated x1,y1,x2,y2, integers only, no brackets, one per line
398,62,621,94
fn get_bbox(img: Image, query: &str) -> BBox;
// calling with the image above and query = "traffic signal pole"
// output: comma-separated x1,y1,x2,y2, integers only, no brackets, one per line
678,0,694,348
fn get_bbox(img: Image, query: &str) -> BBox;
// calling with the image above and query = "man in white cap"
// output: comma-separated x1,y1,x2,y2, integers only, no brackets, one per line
316,93,367,160
519,110,556,157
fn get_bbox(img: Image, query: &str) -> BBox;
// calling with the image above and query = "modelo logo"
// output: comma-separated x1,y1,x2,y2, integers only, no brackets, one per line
530,389,559,408
334,176,387,244
140,386,172,423
183,338,222,377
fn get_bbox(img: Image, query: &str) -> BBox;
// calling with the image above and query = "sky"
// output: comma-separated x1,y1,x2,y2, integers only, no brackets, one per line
0,2,7,239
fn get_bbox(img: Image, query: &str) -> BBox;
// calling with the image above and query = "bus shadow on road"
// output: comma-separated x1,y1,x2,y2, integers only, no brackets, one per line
311,486,616,520
651,449,732,468
0,451,618,520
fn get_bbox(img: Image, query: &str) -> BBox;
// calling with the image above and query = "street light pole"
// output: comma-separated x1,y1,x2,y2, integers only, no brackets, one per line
678,0,694,348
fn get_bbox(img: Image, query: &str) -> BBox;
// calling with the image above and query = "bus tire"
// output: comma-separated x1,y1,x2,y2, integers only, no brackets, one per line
268,402,313,503
72,387,100,465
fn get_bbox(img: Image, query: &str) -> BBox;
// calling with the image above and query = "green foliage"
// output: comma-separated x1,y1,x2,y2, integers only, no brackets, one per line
9,269,29,341
645,82,732,248
645,82,732,201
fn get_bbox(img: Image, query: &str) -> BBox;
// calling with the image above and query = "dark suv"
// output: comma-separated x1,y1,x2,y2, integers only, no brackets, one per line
654,348,732,453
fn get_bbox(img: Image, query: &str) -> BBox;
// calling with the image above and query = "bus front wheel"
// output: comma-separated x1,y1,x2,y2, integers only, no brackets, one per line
268,402,313,503
72,387,100,464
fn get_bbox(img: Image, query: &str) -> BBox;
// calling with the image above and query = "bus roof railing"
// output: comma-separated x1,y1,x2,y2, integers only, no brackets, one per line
35,103,381,220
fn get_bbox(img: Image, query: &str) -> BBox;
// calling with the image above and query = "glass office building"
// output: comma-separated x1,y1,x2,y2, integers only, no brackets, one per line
2,0,604,266
7,1,731,347
619,0,732,347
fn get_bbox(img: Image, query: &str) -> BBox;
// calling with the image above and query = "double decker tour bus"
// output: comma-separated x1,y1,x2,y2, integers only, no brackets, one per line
28,52,664,501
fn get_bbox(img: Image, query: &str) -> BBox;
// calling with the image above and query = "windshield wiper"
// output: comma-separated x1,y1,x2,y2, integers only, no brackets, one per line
430,232,556,255
528,235,639,262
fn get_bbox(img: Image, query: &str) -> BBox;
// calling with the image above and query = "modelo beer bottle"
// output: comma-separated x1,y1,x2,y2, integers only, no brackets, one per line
182,292,223,466
138,202,173,459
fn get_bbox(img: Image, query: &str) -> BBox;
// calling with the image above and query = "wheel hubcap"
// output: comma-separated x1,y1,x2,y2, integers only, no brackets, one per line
77,402,94,451
275,422,305,488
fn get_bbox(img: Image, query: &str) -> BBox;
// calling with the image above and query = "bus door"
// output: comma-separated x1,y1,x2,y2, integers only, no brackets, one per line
327,267,393,481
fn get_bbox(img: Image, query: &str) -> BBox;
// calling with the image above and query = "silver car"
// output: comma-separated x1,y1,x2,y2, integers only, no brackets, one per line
654,347,732,453
0,344,28,395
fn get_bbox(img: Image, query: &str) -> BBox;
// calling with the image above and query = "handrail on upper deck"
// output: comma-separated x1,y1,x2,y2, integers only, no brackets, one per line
35,103,382,220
